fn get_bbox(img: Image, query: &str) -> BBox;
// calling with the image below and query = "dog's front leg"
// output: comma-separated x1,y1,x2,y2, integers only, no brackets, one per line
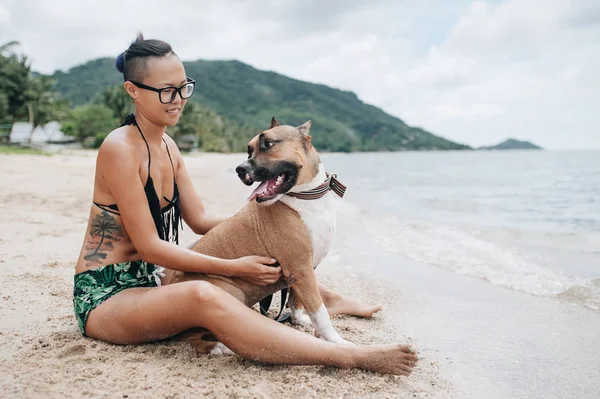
291,269,348,344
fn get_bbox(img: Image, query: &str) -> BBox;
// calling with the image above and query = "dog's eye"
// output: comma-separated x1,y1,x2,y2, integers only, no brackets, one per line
259,135,277,150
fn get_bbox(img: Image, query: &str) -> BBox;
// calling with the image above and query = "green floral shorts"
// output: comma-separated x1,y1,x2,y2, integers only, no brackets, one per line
73,260,165,336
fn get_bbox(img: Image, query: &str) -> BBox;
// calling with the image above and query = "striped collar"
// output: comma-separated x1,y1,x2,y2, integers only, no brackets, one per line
285,173,346,200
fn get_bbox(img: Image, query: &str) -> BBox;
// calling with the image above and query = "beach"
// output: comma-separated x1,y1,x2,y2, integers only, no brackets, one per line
2,0,599,397
0,151,455,398
2,149,600,398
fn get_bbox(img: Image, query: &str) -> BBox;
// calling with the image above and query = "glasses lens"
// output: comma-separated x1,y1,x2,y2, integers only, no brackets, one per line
182,82,195,99
160,88,176,103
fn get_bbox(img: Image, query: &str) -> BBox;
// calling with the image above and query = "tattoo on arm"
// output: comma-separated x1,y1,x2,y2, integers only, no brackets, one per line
83,210,124,267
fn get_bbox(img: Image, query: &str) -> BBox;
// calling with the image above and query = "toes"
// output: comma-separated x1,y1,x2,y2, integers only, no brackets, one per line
361,304,383,317
402,358,416,366
400,364,413,374
401,344,417,355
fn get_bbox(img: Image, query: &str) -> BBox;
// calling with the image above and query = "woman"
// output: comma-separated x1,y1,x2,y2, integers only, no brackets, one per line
73,33,418,375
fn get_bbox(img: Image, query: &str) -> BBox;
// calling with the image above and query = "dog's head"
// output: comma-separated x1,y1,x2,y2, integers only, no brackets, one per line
236,117,320,205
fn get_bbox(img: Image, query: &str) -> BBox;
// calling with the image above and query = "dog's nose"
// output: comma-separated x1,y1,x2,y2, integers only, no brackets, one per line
236,164,248,175
236,162,254,186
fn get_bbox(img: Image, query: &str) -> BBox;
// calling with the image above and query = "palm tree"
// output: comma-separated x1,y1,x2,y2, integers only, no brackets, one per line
0,44,31,122
99,85,133,121
0,40,20,56
83,211,123,261
25,75,68,143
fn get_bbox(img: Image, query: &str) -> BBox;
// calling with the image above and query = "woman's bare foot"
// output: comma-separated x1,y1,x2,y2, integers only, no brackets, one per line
351,344,418,376
321,287,383,318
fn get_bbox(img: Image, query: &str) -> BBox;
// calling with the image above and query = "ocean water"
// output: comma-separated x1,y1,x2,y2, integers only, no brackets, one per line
321,150,600,312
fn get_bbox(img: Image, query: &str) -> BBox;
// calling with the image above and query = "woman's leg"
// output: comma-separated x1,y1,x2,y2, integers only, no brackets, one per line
85,281,417,375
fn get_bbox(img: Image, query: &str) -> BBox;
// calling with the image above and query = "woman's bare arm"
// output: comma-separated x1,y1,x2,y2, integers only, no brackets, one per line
97,135,280,285
97,138,237,273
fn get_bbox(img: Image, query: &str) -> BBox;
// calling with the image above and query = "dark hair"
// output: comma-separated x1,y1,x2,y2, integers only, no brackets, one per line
115,32,175,82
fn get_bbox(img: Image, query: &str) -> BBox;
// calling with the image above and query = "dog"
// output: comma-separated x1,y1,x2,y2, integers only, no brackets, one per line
170,117,349,354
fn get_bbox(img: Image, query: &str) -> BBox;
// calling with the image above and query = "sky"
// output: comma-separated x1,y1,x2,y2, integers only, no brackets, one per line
1,0,599,150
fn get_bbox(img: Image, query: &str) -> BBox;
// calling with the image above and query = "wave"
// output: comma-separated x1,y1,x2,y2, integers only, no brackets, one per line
357,212,600,312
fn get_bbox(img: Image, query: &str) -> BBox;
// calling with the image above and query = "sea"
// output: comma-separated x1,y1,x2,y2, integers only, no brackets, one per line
318,149,600,398
323,149,600,312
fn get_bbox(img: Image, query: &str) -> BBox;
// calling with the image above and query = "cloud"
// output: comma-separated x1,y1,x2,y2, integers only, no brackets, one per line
386,0,600,149
0,4,10,25
1,0,598,149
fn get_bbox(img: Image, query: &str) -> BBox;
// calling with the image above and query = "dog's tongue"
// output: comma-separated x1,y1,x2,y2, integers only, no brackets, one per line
247,180,269,202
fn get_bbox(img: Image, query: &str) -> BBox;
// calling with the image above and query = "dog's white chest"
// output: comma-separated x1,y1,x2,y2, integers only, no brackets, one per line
279,164,338,267
281,195,336,267
299,197,335,266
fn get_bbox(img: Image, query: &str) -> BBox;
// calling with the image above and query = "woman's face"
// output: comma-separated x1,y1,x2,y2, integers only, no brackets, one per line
125,54,189,127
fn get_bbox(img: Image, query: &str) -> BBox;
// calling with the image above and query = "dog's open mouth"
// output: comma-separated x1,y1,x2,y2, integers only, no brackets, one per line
248,172,294,203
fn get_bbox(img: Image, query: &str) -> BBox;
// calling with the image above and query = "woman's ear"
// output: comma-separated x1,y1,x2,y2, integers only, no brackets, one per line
124,81,137,100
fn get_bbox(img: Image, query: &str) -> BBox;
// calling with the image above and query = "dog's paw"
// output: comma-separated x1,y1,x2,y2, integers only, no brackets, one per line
209,342,235,356
318,327,350,345
291,308,312,327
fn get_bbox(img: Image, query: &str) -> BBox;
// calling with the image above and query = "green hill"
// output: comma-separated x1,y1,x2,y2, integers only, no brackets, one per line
478,138,543,150
50,57,471,152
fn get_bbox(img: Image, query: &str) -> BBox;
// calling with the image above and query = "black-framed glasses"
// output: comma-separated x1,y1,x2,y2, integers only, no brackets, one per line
130,77,196,104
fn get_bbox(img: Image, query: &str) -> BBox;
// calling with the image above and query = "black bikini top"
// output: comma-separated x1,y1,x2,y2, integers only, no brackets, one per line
93,114,182,245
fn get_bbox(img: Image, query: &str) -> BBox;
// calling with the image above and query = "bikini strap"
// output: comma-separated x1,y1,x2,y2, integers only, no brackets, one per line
163,137,176,180
120,114,172,184
93,202,120,215
123,114,152,176
136,125,152,177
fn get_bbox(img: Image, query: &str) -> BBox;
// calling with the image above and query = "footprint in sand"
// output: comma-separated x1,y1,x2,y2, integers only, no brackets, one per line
58,344,86,358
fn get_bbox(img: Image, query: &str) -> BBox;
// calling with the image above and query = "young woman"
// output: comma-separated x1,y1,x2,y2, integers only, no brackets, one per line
72,34,418,376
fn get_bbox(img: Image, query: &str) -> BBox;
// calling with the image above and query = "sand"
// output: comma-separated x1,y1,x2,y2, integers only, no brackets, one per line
0,151,457,398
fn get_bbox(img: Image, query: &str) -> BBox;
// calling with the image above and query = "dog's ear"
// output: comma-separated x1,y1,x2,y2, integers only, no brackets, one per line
270,117,280,129
297,120,312,137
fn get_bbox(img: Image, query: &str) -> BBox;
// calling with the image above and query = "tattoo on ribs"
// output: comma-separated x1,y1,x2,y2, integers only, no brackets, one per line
83,210,124,266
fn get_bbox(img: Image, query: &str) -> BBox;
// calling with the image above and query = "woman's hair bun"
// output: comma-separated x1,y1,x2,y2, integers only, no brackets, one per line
115,51,125,73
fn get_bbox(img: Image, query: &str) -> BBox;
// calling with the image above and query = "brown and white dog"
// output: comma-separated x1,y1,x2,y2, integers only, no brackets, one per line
170,117,348,354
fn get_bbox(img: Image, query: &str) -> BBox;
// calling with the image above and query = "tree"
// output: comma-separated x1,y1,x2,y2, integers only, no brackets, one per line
1,41,69,135
95,84,133,122
0,92,8,123
0,52,31,121
0,40,20,56
1,41,27,124
168,102,204,143
24,75,69,143
61,104,117,147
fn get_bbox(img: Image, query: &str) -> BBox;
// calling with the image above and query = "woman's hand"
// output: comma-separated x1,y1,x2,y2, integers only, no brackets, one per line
229,256,282,285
